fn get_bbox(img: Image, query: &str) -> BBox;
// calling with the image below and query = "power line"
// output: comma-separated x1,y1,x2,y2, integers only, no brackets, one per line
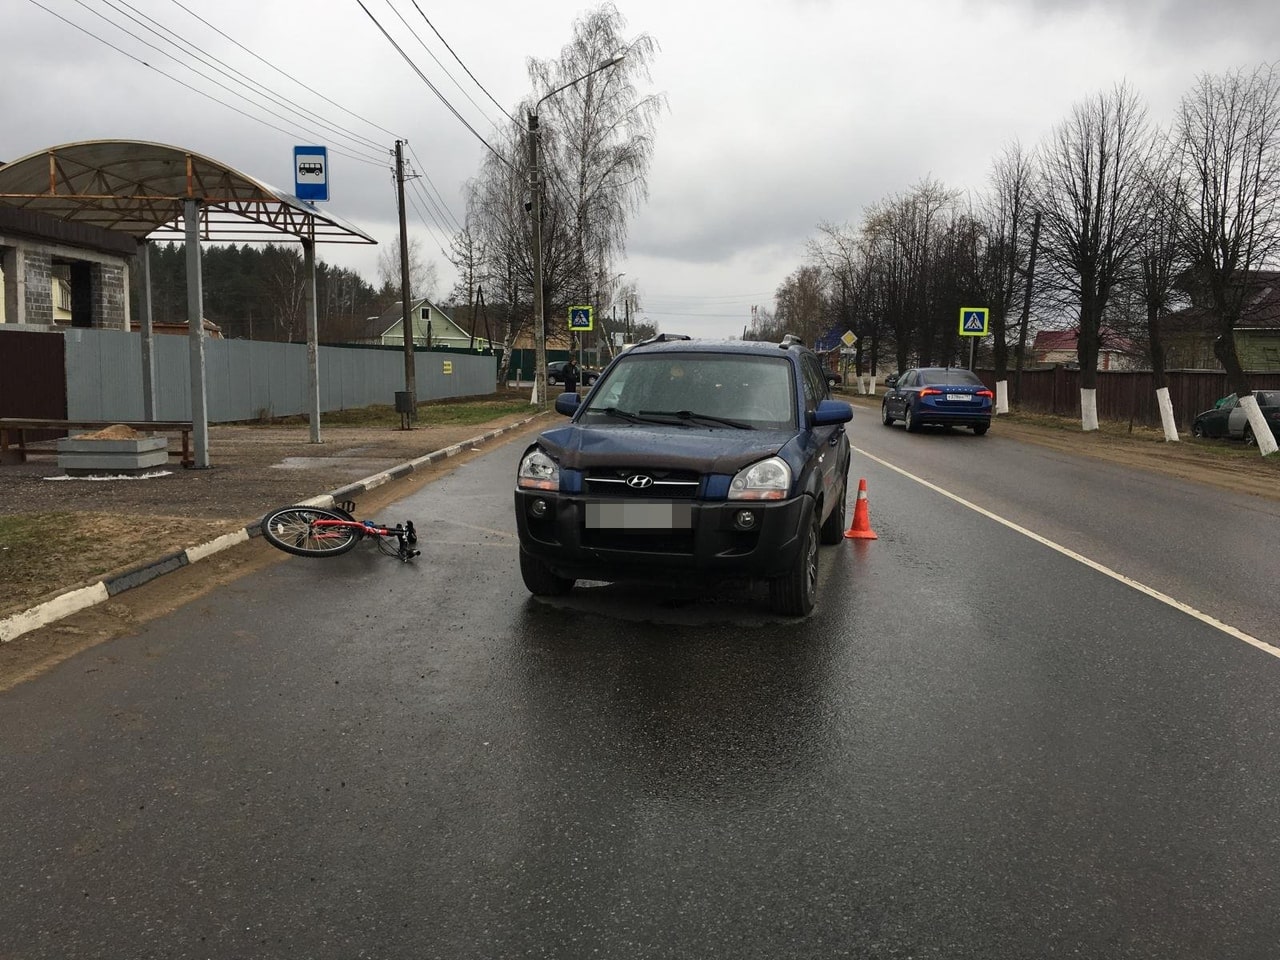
354,0,512,170
75,0,385,163
103,0,387,159
406,145,463,233
403,0,516,125
166,0,404,144
24,0,383,167
379,0,503,132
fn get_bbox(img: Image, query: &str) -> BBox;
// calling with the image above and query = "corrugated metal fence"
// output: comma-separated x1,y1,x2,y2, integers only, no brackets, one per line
986,367,1280,429
2,327,497,422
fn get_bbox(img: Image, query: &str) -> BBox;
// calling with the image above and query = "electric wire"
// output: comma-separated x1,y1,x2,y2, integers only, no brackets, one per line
406,145,463,232
404,0,517,124
407,176,457,247
166,0,404,143
72,0,385,163
378,0,502,132
354,0,512,169
24,0,382,167
105,0,387,157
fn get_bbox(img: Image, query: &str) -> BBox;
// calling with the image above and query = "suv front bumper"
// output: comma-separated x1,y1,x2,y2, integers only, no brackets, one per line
514,491,812,584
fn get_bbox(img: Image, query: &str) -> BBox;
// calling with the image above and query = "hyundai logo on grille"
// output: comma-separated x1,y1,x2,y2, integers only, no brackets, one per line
625,474,655,489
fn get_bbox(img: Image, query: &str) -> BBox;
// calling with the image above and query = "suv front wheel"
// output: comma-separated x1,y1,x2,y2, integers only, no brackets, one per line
769,507,819,616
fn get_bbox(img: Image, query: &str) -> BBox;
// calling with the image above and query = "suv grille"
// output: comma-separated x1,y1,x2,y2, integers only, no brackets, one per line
583,467,700,500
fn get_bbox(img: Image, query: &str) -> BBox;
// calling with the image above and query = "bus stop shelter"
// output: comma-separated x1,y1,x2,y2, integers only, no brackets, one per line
0,139,376,466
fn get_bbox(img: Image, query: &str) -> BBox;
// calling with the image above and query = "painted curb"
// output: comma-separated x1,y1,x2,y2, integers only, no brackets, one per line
0,413,545,644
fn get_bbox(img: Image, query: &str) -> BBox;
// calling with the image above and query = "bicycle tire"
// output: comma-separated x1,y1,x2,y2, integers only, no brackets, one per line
260,506,363,558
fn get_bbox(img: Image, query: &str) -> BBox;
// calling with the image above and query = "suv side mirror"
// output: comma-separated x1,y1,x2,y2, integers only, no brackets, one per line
810,399,853,426
554,392,581,416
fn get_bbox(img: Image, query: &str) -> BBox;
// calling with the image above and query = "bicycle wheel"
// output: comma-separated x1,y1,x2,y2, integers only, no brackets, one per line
260,506,363,558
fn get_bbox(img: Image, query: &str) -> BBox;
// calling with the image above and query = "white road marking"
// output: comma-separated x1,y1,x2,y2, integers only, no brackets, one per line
852,445,1278,660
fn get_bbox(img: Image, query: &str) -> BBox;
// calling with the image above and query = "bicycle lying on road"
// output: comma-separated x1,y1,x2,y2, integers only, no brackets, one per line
260,501,420,562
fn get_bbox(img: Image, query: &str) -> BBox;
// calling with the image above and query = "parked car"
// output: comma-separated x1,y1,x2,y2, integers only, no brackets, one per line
880,367,993,435
1191,391,1280,444
514,334,854,616
883,372,900,389
547,360,600,387
824,370,843,387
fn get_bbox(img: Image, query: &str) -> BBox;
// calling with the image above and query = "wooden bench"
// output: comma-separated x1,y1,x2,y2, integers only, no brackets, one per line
0,419,195,468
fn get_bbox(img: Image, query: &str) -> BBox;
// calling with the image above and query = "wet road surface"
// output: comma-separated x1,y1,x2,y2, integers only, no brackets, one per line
2,411,1279,958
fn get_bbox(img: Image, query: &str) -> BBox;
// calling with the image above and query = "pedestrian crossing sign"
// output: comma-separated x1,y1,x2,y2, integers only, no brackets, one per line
568,306,594,331
959,307,989,336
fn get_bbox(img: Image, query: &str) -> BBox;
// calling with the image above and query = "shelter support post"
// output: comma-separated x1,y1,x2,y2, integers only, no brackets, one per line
303,238,321,444
140,240,157,421
184,199,211,468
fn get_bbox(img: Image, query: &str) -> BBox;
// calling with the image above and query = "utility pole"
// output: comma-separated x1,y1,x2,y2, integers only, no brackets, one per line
395,140,416,426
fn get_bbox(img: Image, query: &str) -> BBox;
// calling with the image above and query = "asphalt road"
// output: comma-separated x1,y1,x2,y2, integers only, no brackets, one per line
2,407,1279,958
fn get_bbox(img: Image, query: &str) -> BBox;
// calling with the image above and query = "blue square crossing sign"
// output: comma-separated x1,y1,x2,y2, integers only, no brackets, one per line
959,307,989,336
568,305,594,331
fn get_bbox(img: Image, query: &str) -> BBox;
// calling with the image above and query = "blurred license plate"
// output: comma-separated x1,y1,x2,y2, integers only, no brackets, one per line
946,393,972,401
586,502,691,529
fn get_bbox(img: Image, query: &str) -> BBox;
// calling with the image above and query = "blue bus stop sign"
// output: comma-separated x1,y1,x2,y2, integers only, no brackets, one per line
293,146,329,202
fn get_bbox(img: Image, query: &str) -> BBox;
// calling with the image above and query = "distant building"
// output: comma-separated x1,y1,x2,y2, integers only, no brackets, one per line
1031,329,1140,370
350,298,494,351
1161,270,1280,370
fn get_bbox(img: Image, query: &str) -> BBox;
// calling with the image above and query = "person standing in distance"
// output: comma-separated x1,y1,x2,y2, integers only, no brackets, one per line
564,357,580,395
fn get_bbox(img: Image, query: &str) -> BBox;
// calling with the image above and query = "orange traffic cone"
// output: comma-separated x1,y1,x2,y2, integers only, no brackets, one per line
843,477,878,540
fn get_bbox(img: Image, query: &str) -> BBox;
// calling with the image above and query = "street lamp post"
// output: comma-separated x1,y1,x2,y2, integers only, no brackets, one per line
529,55,624,406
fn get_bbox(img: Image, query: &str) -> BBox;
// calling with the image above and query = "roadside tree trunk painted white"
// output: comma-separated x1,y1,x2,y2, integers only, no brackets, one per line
1080,388,1099,431
1239,393,1280,456
996,380,1009,414
1156,387,1179,442
861,375,876,395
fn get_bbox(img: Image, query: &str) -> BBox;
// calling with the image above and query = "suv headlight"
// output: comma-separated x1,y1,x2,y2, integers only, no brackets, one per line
517,448,559,491
728,456,790,501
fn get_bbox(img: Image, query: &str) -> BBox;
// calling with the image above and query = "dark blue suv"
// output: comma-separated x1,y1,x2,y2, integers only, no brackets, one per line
513,335,854,615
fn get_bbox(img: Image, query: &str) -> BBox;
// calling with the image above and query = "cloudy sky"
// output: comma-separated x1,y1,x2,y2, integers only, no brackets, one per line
3,0,1277,339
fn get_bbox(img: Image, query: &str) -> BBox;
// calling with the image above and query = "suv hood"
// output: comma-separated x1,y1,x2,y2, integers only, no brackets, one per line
537,423,792,474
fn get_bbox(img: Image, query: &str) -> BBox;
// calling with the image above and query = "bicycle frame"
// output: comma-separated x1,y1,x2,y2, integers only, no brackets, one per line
311,518,419,561
260,503,420,562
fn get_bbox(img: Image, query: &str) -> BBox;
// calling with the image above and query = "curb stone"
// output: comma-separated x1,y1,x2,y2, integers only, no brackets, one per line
0,414,545,644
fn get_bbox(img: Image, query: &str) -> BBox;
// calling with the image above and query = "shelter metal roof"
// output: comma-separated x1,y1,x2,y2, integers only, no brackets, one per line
0,139,375,245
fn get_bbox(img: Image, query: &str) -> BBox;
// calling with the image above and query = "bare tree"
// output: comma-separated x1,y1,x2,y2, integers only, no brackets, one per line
527,3,665,310
1035,82,1157,430
773,266,829,345
1174,62,1280,455
377,235,438,304
1130,139,1188,439
980,141,1038,407
262,244,306,343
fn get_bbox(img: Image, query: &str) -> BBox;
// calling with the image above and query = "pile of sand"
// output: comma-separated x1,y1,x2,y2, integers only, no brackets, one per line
77,424,141,440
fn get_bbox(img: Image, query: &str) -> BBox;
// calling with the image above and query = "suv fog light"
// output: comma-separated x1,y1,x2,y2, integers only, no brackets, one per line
530,498,549,518
734,509,757,530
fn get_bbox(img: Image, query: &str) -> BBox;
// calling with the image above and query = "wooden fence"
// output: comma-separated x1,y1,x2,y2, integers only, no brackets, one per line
981,367,1280,430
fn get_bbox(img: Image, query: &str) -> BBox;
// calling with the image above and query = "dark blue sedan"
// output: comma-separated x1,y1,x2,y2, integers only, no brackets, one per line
881,367,994,435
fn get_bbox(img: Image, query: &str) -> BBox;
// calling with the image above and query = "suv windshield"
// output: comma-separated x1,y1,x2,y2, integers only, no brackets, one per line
581,352,795,429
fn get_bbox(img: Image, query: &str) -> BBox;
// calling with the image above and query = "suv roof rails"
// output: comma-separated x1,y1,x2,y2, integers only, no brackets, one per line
634,332,692,347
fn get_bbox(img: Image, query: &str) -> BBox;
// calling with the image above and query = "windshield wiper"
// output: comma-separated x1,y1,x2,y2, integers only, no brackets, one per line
638,409,751,429
599,407,671,425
